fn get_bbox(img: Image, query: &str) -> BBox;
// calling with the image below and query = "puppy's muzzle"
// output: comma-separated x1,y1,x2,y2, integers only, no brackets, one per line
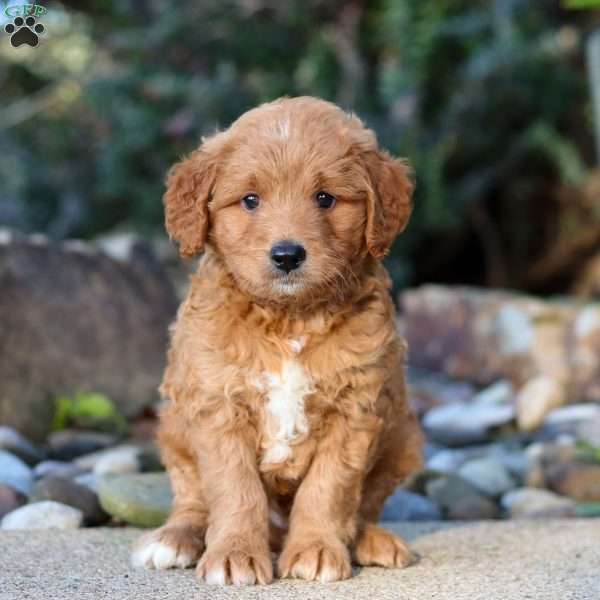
270,241,306,274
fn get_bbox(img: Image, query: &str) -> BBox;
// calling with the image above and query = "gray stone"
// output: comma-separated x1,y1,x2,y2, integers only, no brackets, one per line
33,460,85,480
425,474,497,519
0,426,44,466
458,457,517,497
98,473,171,527
381,489,442,521
423,381,515,446
0,484,26,519
75,445,140,475
544,403,600,426
501,488,576,519
1,501,83,530
31,476,108,526
576,416,600,446
74,473,100,493
47,430,120,461
0,450,33,496
447,495,499,520
0,234,177,441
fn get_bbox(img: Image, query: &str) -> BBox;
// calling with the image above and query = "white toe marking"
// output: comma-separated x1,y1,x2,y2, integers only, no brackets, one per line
318,565,341,582
204,566,227,585
131,540,192,570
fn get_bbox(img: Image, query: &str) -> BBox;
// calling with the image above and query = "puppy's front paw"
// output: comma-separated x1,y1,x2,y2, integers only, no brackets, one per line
353,524,417,568
278,536,352,582
131,525,205,570
196,543,273,586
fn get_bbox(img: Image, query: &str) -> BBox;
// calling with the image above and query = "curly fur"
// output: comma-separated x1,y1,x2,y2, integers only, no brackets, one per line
132,96,423,585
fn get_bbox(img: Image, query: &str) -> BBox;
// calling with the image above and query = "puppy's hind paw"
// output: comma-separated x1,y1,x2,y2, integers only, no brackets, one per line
131,525,205,570
353,524,417,568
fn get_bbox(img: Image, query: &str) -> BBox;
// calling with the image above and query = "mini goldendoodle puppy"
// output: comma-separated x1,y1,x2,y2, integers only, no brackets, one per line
132,96,423,585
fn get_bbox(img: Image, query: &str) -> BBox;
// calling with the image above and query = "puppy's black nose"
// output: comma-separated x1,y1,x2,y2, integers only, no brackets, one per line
270,241,306,273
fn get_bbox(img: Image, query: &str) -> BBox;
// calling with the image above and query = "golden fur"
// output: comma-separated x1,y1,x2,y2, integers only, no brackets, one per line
132,97,423,585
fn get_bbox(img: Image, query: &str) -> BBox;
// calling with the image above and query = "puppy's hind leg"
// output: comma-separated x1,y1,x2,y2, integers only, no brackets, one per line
132,443,208,570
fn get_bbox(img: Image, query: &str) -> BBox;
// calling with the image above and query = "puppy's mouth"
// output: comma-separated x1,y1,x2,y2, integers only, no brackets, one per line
270,270,305,296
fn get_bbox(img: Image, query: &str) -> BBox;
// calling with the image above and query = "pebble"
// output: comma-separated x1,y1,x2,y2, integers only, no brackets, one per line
382,488,442,521
447,494,499,520
33,460,85,480
423,381,515,446
425,474,497,519
0,426,44,466
0,484,26,519
0,450,34,496
1,500,83,530
576,416,600,447
501,488,576,518
544,404,600,426
74,473,100,493
31,475,108,525
545,462,600,502
98,472,171,527
48,430,120,461
458,457,517,497
75,445,140,475
516,377,566,432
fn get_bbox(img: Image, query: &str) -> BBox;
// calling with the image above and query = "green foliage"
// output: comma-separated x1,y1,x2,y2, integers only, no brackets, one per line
0,0,594,289
52,392,128,434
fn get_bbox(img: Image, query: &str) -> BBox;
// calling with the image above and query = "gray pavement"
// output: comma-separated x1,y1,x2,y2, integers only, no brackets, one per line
1,520,599,600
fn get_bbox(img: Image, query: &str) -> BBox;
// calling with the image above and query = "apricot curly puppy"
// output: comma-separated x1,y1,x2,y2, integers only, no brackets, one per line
132,97,423,585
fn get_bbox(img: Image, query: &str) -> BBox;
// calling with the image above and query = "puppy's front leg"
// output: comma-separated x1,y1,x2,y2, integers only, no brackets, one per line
195,424,273,586
278,414,379,582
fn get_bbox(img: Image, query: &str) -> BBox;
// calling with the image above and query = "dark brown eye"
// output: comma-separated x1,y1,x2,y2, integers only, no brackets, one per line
316,191,336,209
241,194,260,211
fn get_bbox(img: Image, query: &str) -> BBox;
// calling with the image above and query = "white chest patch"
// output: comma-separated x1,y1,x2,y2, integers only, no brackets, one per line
261,360,313,465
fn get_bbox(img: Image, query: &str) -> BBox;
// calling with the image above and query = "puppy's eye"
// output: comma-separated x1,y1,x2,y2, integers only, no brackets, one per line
315,191,336,209
241,194,260,212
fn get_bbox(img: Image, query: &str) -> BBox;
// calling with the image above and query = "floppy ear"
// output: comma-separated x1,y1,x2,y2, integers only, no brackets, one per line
163,141,220,258
364,151,414,259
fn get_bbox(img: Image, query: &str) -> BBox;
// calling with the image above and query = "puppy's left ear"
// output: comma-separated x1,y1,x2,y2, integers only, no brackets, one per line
364,151,414,259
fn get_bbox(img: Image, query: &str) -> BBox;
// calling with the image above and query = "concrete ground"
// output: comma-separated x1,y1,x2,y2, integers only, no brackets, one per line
1,520,599,600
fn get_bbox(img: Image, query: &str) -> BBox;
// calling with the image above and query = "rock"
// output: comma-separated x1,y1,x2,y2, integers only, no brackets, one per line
401,286,574,388
425,475,497,519
1,501,83,530
0,450,33,496
47,430,120,461
0,484,26,519
31,476,108,526
74,473,100,492
447,495,499,520
524,440,576,488
544,403,600,426
545,462,600,502
33,460,84,480
401,286,600,404
0,234,177,441
382,489,442,521
458,457,517,497
407,370,476,416
516,377,566,431
576,416,600,446
575,503,600,518
75,445,140,475
423,381,515,446
98,473,171,527
501,488,576,518
0,427,44,466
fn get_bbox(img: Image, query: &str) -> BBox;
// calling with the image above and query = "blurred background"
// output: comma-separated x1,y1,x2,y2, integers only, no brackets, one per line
1,0,600,530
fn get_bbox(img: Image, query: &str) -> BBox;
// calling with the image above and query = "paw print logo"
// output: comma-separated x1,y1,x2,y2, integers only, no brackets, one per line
4,15,45,48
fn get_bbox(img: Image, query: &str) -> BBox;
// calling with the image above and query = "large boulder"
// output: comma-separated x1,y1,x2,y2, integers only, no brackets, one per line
0,232,178,440
400,285,600,403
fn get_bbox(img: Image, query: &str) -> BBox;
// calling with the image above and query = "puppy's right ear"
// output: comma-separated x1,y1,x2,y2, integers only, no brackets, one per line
164,136,223,258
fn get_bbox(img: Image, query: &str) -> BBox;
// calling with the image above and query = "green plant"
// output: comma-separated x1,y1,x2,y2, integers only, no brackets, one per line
51,392,128,434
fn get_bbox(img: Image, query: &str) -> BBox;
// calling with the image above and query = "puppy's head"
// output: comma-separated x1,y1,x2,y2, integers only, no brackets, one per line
164,97,413,303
